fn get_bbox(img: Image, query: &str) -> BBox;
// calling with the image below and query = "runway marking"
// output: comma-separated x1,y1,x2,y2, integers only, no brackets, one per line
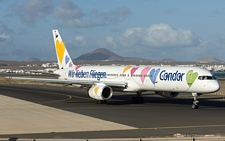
41,94,72,104
1,85,225,135
0,85,92,104
138,124,225,130
94,124,225,132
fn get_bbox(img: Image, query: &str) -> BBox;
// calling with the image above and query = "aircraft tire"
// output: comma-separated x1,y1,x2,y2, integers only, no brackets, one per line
95,100,107,104
132,97,144,104
192,104,199,109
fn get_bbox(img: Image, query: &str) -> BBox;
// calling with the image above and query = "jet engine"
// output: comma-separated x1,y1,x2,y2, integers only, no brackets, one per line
155,91,179,98
88,83,113,100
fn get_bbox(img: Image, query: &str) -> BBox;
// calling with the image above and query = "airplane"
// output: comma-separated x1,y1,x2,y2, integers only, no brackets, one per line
10,29,220,109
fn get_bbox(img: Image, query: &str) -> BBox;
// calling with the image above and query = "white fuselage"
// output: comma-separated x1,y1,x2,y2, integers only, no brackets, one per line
58,65,220,94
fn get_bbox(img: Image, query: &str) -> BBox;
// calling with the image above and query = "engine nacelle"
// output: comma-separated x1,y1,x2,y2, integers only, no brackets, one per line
155,91,179,98
88,83,113,100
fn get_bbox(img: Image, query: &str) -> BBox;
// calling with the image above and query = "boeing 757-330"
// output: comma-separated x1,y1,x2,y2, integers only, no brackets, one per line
10,30,220,109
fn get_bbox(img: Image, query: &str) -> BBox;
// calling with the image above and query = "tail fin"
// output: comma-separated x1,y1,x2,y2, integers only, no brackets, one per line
52,29,74,69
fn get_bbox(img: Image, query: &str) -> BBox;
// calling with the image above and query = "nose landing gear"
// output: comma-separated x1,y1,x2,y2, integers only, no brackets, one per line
192,93,202,109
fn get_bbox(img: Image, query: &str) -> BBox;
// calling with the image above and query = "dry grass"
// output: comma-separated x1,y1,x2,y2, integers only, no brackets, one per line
0,77,61,86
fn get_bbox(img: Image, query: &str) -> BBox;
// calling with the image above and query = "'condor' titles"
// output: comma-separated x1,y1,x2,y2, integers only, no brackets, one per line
159,70,185,81
68,70,107,81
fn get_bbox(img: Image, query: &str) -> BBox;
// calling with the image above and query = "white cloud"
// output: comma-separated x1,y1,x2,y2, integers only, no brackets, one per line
192,34,225,60
74,36,89,47
99,24,201,55
62,24,225,61
59,19,105,28
53,0,84,20
93,24,204,60
122,24,201,48
70,24,225,61
12,0,54,24
97,36,117,49
53,0,105,28
54,0,132,28
123,28,143,37
11,0,131,28
0,21,20,58
75,36,84,41
90,7,132,24
0,21,12,44
105,36,114,43
0,33,11,42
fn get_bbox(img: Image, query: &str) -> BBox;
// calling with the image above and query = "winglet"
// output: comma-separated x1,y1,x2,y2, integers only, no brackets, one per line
52,30,74,69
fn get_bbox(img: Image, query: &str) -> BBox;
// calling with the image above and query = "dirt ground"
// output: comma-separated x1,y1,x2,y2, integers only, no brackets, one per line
0,76,61,87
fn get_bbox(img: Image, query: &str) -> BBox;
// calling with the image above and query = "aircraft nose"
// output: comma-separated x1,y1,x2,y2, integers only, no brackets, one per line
210,80,220,92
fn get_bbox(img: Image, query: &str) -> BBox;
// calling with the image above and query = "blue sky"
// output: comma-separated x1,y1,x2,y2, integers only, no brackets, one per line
0,0,225,61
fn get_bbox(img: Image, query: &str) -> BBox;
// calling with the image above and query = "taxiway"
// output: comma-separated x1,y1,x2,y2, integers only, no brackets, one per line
0,84,225,139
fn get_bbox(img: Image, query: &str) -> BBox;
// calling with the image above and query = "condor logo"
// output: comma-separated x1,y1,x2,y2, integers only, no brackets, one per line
159,70,185,81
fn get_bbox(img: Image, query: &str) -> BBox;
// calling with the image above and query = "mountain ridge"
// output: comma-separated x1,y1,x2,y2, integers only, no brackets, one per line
74,48,149,62
74,48,224,63
195,56,223,63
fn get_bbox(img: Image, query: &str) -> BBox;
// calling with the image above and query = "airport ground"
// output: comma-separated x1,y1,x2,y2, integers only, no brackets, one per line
0,76,225,140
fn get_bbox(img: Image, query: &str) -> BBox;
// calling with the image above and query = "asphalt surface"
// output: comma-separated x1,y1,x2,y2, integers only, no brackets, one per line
0,84,225,139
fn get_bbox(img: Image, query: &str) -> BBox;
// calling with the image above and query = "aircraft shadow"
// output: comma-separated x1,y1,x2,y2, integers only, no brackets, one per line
108,93,225,108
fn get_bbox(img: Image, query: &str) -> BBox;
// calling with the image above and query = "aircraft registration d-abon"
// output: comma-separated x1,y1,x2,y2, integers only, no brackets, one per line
10,30,220,109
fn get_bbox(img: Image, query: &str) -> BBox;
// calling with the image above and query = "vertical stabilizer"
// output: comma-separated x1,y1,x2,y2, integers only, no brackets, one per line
52,30,74,69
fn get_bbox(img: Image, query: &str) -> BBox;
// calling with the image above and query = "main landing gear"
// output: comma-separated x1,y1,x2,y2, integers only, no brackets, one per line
94,100,107,104
132,92,144,103
192,93,202,109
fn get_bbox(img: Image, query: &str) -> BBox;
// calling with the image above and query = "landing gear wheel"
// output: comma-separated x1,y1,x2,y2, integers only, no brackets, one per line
132,97,136,103
95,100,107,104
192,104,199,109
139,97,144,103
192,93,200,109
102,100,107,104
132,97,144,103
95,100,99,104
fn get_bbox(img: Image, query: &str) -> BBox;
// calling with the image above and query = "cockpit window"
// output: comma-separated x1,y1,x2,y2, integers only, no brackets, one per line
198,75,217,80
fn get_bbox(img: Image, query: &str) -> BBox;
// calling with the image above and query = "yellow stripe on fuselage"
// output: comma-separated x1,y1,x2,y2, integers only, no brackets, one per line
123,66,132,73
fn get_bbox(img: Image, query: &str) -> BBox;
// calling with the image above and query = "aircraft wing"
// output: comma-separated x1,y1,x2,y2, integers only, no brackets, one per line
8,77,128,88
29,71,60,76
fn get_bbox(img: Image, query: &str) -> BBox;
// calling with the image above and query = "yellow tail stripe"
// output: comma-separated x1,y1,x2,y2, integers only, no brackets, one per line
56,40,65,64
